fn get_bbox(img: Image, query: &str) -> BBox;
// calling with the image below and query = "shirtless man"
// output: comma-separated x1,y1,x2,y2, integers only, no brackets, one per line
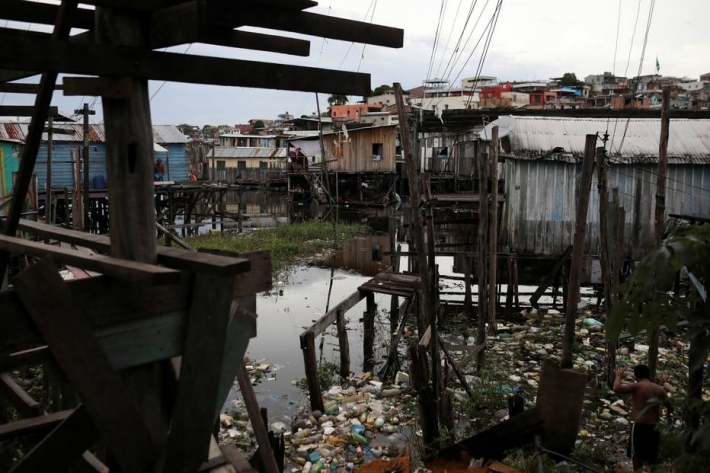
613,364,673,470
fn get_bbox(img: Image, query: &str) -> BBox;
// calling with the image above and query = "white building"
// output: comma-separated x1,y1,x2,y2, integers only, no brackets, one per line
360,112,399,126
501,91,530,107
366,90,407,107
461,75,498,88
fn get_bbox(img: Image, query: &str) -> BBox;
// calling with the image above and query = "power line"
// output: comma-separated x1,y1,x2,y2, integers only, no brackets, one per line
150,44,193,102
431,0,465,82
424,0,448,86
464,0,503,109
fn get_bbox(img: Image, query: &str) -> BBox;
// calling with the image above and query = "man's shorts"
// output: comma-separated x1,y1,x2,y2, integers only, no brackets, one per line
628,423,660,462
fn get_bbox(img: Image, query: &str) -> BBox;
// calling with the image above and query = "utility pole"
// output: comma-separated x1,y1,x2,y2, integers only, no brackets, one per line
46,116,53,224
561,135,597,368
75,103,95,232
597,146,615,387
649,86,671,379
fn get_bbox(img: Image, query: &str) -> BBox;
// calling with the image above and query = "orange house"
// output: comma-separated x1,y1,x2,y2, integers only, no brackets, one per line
331,104,383,123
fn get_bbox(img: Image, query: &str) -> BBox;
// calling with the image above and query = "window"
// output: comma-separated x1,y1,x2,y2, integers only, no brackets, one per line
237,161,247,170
216,160,226,170
372,143,383,161
259,161,268,170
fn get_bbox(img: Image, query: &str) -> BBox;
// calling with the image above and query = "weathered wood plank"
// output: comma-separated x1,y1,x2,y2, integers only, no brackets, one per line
0,105,58,117
17,219,252,276
0,409,72,442
62,77,134,99
70,451,110,473
0,30,373,95
165,273,236,473
0,373,43,418
213,301,257,425
13,259,159,471
0,346,49,372
438,407,543,461
0,234,180,285
303,290,365,336
198,249,272,295
0,83,63,94
0,0,94,29
300,331,324,412
10,405,98,473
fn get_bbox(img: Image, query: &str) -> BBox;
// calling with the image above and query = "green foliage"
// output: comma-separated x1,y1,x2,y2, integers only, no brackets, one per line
327,94,348,113
558,72,584,86
251,120,265,131
184,221,367,277
317,360,340,389
608,224,710,343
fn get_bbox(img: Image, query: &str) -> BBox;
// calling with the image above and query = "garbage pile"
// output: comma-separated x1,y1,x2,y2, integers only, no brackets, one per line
281,372,417,472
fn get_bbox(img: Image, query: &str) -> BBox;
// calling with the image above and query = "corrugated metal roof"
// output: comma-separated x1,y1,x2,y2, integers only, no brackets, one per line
213,147,287,159
0,123,187,145
483,116,710,164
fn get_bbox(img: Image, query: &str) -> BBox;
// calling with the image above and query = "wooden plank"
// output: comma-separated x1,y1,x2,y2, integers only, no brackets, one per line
220,444,256,473
0,409,72,442
198,248,272,294
165,272,236,473
0,30,373,95
213,301,257,425
0,105,58,117
13,259,159,471
234,8,403,48
529,245,573,309
300,331,324,412
71,451,110,473
0,0,94,29
302,290,365,336
0,346,49,372
0,83,62,94
17,219,253,276
149,3,310,56
62,77,134,99
0,373,43,418
438,407,543,461
0,234,180,285
10,405,99,473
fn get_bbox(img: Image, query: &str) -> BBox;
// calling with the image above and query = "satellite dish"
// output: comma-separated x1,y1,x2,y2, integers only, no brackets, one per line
480,116,517,141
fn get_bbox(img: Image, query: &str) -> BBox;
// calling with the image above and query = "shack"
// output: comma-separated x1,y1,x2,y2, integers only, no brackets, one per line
479,116,710,259
152,125,190,181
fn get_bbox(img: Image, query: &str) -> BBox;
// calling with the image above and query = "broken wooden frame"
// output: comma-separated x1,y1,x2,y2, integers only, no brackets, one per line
0,220,271,471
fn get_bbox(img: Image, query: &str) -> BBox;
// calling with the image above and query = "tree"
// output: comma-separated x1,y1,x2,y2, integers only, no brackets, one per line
558,72,584,87
252,120,265,129
371,84,392,96
327,94,348,113
609,223,710,454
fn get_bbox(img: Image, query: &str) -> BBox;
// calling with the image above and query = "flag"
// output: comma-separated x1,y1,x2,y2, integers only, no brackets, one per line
656,57,660,74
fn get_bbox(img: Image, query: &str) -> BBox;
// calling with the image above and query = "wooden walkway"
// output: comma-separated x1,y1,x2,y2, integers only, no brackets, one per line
359,272,420,297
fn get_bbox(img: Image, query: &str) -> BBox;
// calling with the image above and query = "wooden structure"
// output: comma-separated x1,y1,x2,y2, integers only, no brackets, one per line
0,1,403,471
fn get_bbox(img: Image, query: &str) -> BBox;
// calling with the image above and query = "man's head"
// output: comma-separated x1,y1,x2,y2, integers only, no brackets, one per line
634,364,651,380
157,159,162,164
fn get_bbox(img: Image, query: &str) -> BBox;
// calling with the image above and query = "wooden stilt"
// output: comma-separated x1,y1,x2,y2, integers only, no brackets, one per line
363,292,376,373
477,136,488,370
300,331,324,412
336,309,350,379
488,126,499,336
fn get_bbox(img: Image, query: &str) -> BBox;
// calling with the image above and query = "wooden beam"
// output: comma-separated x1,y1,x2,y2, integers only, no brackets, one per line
0,106,58,117
71,451,110,473
0,409,72,442
0,346,49,372
302,290,365,336
197,248,272,295
165,273,236,473
16,219,252,276
0,83,62,94
149,3,310,56
62,77,134,99
0,1,94,30
0,234,180,285
0,30,373,95
431,107,710,122
0,70,38,84
13,259,160,471
226,7,404,48
9,405,99,473
0,373,43,418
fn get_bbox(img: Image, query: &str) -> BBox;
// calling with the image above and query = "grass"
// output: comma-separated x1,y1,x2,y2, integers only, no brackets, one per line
184,221,367,278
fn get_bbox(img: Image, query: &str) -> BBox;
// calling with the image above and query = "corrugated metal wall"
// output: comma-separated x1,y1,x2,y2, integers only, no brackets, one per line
35,144,108,190
324,127,396,173
502,160,710,258
1,142,21,199
163,144,189,181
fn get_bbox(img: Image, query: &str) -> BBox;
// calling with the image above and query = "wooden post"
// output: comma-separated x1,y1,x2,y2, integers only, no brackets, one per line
512,256,520,311
336,309,350,379
561,135,597,368
421,173,440,408
300,331,324,412
506,256,514,317
46,116,53,225
363,292,376,373
73,148,83,231
477,138,488,370
649,86,671,380
237,184,243,233
408,341,438,457
75,103,95,232
394,83,434,343
598,147,616,387
464,255,473,318
488,126,499,335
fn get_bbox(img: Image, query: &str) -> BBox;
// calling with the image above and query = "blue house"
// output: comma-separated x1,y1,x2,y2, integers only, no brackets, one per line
0,123,189,191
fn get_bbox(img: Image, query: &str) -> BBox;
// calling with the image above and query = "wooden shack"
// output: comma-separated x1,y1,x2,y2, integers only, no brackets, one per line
324,125,397,173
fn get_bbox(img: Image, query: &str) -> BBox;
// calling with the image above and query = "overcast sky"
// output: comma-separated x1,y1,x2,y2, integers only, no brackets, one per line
2,0,708,126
